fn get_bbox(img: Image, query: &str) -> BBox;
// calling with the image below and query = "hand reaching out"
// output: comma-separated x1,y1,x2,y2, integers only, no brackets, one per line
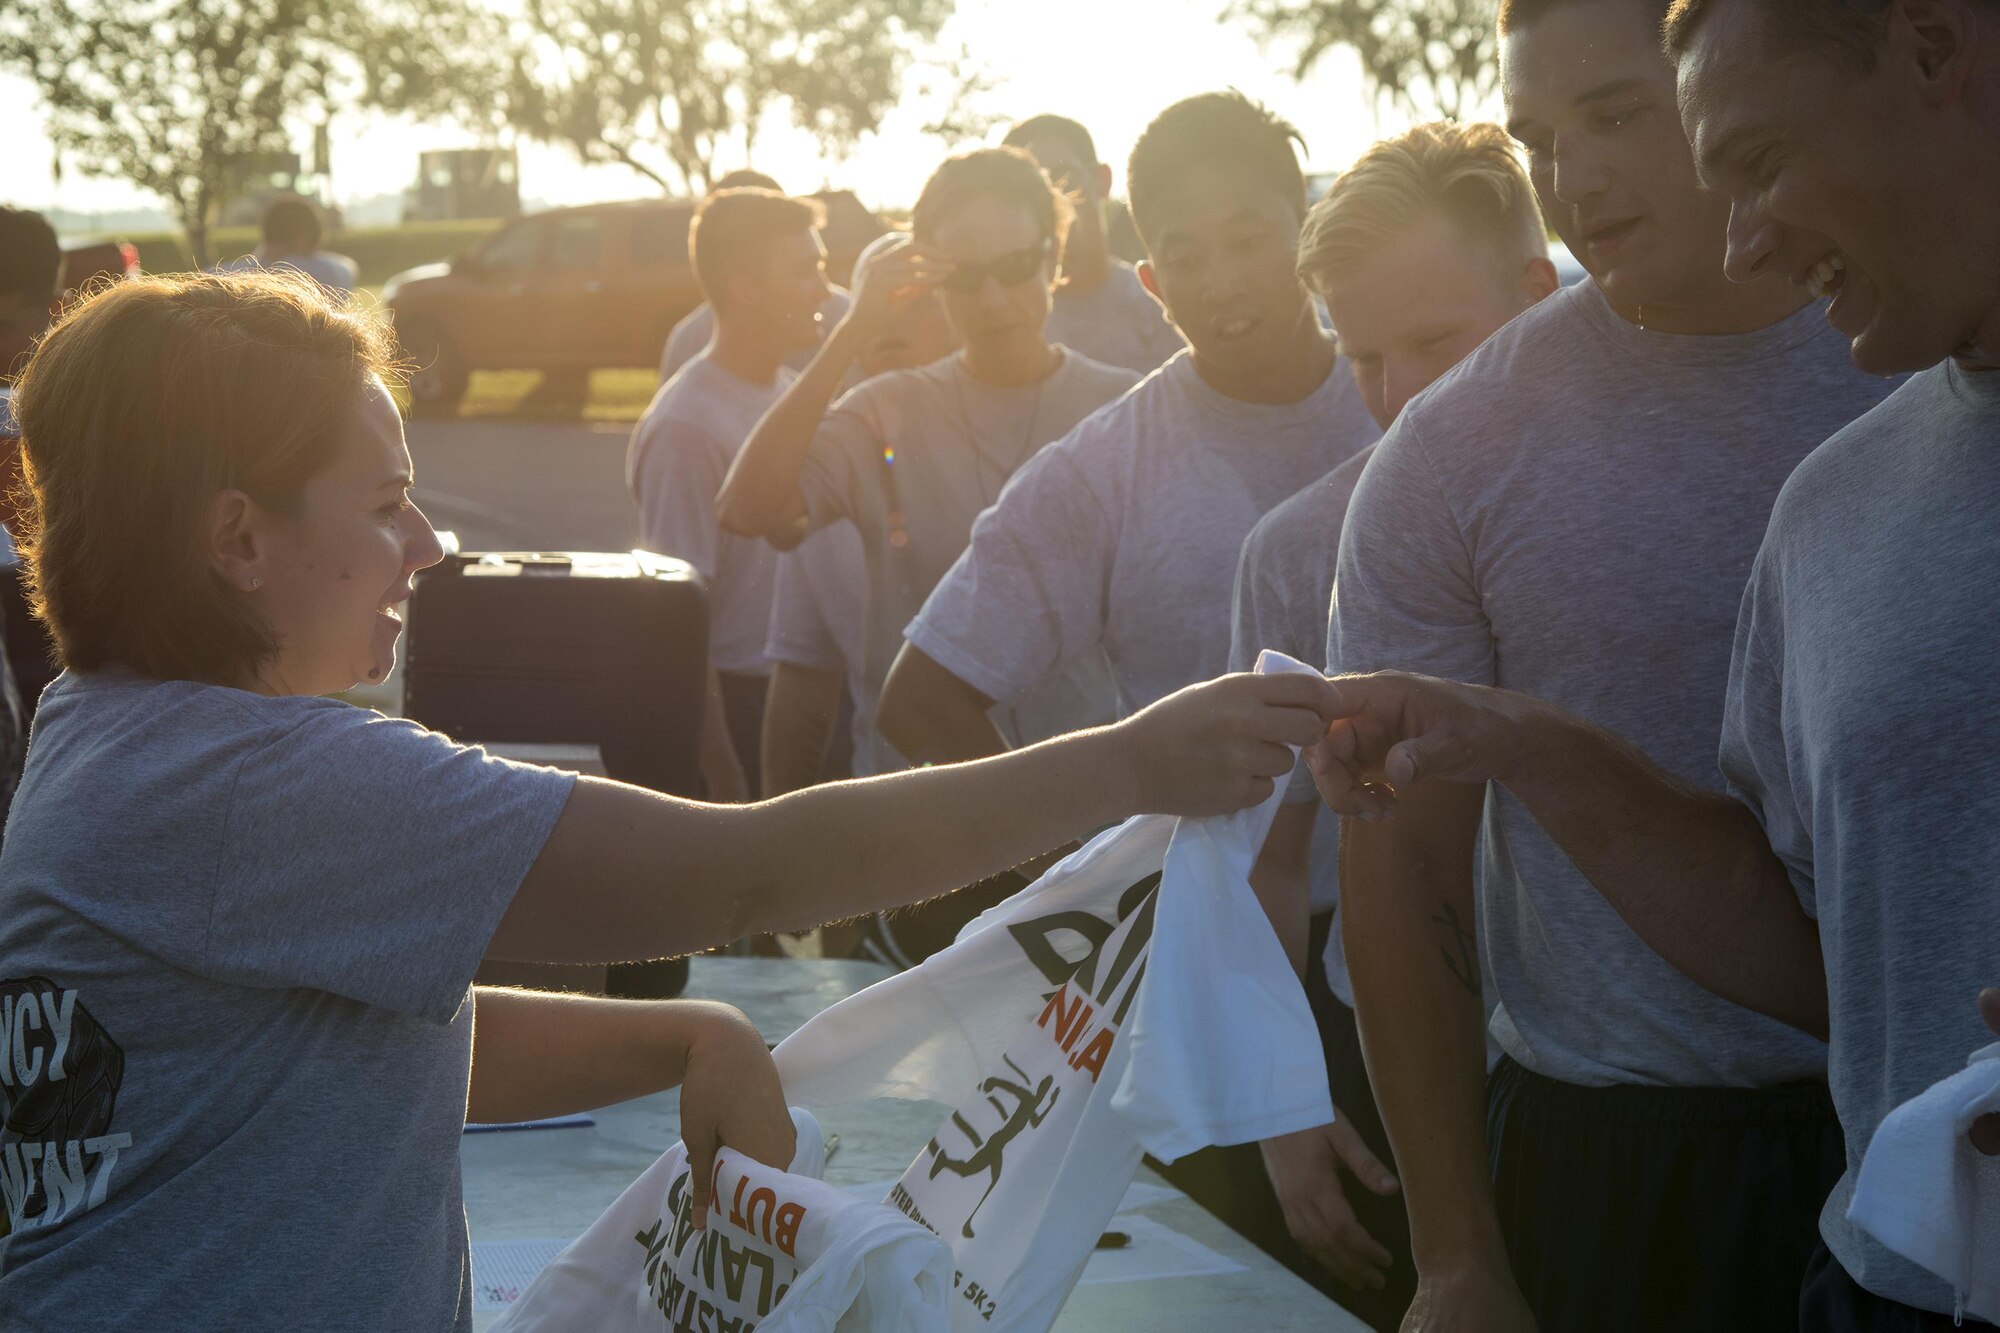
1120,670,1344,817
1303,673,1540,821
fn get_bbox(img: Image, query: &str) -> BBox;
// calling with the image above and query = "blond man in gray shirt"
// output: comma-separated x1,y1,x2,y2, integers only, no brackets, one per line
1228,121,1559,1328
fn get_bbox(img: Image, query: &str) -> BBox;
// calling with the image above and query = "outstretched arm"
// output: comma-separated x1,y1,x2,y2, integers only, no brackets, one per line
490,670,1344,966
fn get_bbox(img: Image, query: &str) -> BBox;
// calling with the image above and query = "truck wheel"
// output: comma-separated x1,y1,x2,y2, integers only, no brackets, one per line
400,320,470,417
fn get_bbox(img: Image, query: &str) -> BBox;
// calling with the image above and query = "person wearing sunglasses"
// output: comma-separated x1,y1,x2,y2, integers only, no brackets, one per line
718,148,1135,809
1003,114,1185,375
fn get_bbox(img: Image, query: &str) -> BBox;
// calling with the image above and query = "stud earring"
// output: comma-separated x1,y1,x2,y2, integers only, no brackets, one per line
250,577,261,590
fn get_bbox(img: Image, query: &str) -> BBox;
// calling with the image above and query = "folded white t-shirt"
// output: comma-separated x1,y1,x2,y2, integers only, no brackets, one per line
1849,1040,2000,1323
491,1108,953,1332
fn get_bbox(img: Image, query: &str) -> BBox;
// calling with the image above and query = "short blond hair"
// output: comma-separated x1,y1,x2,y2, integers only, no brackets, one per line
1298,121,1547,296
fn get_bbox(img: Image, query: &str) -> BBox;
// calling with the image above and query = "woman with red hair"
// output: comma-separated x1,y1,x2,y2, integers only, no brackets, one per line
0,271,1337,1329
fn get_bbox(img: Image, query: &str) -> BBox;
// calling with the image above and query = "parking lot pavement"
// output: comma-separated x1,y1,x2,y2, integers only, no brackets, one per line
406,417,644,554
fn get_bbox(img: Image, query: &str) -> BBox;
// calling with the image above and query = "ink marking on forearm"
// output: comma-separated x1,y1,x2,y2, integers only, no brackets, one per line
1430,901,1479,997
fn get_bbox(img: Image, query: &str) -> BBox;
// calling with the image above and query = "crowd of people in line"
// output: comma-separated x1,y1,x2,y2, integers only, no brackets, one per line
0,0,1996,1329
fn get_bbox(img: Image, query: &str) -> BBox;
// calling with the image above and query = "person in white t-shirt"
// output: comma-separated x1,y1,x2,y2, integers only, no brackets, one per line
628,187,833,798
1001,114,1185,374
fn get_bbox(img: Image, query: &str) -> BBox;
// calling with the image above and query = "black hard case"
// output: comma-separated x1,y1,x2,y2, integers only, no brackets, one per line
404,550,708,799
403,550,709,999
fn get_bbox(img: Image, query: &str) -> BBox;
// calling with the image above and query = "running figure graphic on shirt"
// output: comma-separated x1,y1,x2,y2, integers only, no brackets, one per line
924,1055,1061,1239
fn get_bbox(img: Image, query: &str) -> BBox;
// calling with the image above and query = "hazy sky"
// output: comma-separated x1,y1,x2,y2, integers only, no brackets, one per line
2,0,1495,222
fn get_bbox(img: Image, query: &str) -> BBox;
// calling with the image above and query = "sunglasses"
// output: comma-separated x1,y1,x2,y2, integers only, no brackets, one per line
940,238,1053,294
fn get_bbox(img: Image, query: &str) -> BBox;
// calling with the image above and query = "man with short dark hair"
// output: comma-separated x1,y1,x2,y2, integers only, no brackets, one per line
629,188,832,796
877,92,1378,853
217,195,357,296
1312,4,2000,1329
871,91,1379,1241
1319,1,1905,1329
1003,114,1183,374
658,170,852,382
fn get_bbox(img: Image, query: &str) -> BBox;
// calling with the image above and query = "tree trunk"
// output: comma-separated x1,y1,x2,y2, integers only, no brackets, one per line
186,218,211,271
182,184,213,270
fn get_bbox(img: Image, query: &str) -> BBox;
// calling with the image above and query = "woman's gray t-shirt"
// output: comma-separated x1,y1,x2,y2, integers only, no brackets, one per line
0,671,574,1331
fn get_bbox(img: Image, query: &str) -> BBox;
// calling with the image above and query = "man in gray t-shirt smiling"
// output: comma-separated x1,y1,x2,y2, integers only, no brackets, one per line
872,90,1380,1280
1315,1,2000,1324
878,93,1379,766
1334,4,1998,1329
1325,3,1900,1330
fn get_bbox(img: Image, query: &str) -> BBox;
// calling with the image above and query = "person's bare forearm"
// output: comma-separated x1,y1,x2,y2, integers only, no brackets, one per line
1504,702,1827,1037
492,726,1139,965
1340,784,1506,1273
465,989,748,1123
716,320,866,541
760,663,842,798
501,671,1340,968
1247,800,1315,977
877,641,1010,765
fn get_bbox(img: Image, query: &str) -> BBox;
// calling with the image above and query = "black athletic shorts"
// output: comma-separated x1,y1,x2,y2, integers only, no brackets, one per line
1486,1055,1844,1332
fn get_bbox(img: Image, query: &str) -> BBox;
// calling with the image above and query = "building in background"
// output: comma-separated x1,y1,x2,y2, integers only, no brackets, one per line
404,148,522,224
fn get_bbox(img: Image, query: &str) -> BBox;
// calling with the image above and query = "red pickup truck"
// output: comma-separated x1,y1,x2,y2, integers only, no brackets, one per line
383,193,882,416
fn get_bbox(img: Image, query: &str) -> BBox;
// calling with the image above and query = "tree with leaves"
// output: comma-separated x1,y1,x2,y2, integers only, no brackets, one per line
497,0,955,194
1230,0,1500,122
0,0,491,265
